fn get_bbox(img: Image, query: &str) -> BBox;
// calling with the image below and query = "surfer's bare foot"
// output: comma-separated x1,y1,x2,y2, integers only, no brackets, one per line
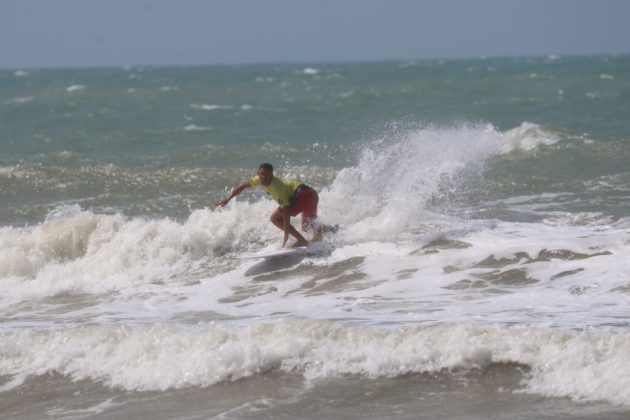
291,240,308,248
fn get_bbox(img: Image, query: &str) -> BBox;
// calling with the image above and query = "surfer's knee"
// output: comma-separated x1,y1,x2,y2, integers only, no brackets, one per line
269,209,283,226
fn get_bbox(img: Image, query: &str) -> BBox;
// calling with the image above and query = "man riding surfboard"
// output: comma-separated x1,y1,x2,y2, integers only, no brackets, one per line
214,163,334,247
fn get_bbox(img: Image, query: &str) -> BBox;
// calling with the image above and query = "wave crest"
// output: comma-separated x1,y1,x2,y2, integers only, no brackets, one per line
1,322,628,406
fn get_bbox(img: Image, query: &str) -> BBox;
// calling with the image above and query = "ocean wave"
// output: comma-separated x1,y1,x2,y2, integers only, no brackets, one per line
323,122,505,241
0,322,628,406
502,122,560,152
0,202,280,299
2,199,627,336
0,121,614,299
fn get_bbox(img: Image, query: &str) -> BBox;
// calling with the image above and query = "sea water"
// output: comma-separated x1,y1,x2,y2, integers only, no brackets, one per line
1,56,630,419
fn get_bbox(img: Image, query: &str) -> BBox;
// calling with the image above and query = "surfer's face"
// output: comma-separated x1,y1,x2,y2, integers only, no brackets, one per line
257,167,273,186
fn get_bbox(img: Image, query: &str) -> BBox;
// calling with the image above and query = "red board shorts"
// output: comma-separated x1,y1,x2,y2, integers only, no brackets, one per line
288,185,318,220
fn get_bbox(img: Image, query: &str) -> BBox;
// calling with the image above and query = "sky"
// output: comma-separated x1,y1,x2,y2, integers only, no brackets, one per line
1,0,630,69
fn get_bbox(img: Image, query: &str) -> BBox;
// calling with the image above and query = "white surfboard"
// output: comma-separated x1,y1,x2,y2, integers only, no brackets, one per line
237,246,312,260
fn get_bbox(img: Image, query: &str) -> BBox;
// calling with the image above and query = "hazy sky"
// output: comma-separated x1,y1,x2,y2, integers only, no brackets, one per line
1,0,629,69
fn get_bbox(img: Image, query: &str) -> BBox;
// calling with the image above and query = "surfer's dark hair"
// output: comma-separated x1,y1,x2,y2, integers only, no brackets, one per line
259,162,273,172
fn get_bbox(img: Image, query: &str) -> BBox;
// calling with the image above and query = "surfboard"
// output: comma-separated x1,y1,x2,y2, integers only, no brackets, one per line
237,246,312,260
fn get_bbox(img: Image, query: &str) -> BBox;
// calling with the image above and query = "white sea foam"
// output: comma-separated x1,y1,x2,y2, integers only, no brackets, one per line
66,85,86,93
190,104,233,111
182,124,211,132
0,201,279,302
14,70,29,77
2,202,627,332
6,97,33,104
502,122,559,152
47,398,120,417
322,122,557,242
0,322,628,405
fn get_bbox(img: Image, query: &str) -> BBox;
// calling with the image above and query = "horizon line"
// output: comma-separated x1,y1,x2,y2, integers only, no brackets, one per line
2,52,629,72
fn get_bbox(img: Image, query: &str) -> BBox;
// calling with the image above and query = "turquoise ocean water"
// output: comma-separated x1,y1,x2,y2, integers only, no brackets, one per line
1,56,630,418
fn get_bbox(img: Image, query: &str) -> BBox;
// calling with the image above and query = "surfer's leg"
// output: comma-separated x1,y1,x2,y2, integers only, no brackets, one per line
294,188,320,234
270,208,308,246
270,208,284,230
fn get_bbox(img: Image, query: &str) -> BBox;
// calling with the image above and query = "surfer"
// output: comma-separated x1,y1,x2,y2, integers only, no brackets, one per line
214,163,334,247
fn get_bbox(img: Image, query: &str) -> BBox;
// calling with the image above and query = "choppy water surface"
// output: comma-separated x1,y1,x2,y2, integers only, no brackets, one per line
1,56,630,419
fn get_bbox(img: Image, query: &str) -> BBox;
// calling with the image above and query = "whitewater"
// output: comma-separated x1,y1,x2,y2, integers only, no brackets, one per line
1,56,630,419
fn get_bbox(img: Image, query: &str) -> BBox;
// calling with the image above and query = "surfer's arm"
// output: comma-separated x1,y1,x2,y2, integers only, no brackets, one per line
214,180,251,207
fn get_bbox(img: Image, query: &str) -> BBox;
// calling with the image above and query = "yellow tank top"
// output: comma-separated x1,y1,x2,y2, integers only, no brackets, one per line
250,175,301,207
